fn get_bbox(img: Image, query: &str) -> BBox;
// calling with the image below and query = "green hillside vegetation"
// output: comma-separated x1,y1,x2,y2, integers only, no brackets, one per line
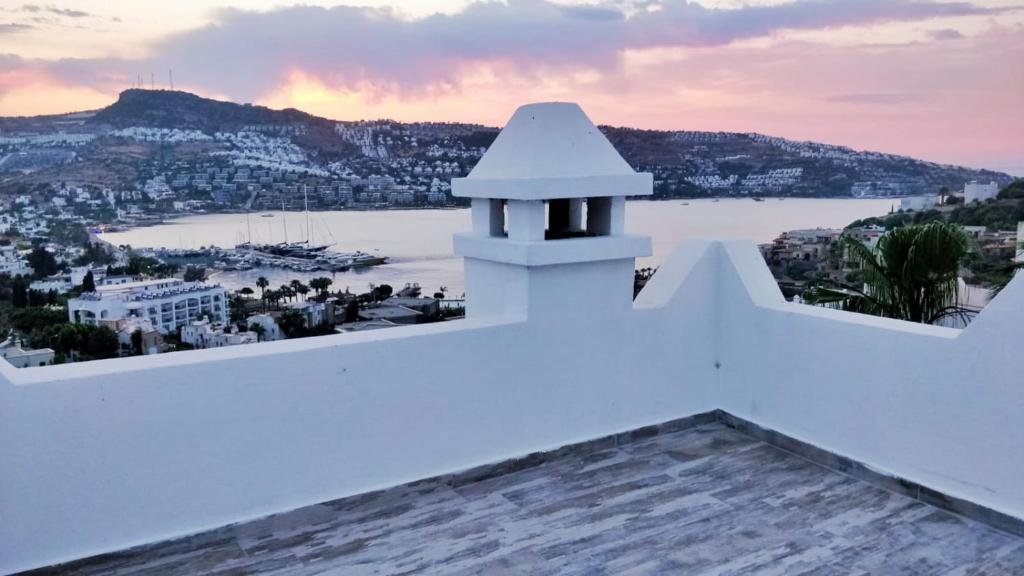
848,180,1024,232
846,180,1023,290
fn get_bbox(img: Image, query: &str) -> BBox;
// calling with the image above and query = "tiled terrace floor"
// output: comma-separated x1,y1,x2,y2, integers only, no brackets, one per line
29,423,1024,575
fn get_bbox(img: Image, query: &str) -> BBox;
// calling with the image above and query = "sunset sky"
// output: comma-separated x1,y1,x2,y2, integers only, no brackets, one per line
0,0,1021,174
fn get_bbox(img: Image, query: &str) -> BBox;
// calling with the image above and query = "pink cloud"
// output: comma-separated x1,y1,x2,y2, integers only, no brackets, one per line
0,0,1020,172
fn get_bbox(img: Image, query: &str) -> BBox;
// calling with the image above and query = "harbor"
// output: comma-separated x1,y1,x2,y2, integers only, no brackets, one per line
147,243,388,274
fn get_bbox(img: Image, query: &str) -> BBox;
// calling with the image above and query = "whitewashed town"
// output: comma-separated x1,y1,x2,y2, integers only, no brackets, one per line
4,174,1022,368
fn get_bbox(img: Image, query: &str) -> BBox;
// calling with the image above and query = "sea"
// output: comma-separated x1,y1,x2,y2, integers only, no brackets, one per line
99,198,895,296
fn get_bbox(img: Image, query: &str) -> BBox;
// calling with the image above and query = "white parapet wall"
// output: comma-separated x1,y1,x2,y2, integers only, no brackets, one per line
713,239,1024,518
0,244,722,574
2,239,1022,574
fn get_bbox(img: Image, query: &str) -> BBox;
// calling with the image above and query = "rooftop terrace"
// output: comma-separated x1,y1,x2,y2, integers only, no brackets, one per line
2,102,1022,574
25,420,1024,575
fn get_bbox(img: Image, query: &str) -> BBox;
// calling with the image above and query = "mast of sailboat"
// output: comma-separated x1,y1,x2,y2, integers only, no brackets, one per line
281,198,288,244
304,185,311,245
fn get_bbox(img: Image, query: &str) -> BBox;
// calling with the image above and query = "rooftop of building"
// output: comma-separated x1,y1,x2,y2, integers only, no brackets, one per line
95,278,187,293
25,419,1024,576
76,279,224,302
2,101,1022,575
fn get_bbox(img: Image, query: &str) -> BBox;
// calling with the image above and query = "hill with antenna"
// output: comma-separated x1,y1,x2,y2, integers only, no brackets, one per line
88,89,323,132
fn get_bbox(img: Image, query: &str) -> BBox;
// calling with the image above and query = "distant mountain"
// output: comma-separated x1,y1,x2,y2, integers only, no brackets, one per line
0,89,1014,215
89,90,323,132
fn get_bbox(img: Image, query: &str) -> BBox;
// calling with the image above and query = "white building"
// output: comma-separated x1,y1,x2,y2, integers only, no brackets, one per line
246,314,284,341
0,339,54,368
0,246,31,277
67,279,227,334
899,195,939,212
111,317,164,356
965,181,1000,203
286,301,333,328
180,319,257,349
28,267,116,294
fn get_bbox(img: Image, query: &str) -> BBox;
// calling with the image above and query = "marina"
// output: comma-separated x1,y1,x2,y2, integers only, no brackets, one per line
99,198,893,294
149,244,387,274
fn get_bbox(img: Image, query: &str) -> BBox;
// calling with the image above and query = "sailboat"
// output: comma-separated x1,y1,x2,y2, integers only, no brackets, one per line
258,187,334,259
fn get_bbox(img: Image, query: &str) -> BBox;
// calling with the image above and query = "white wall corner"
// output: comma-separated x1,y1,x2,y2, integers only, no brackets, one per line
633,239,718,310
958,272,1024,342
717,239,787,308
0,358,14,386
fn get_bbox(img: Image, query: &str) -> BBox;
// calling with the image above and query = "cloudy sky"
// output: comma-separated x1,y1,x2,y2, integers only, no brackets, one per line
0,0,1021,174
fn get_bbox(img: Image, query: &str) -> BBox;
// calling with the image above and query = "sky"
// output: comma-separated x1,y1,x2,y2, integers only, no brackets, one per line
0,0,1021,175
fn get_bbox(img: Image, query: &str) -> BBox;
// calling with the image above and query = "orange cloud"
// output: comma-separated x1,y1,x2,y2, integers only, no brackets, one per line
0,68,112,116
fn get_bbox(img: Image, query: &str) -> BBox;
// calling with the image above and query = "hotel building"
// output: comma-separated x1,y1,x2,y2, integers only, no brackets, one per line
67,278,228,334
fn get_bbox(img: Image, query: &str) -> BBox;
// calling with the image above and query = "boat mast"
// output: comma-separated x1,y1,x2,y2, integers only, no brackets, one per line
281,198,288,244
304,185,311,245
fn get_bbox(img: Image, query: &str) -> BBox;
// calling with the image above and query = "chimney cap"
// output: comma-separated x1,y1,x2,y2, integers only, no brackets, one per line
453,102,652,201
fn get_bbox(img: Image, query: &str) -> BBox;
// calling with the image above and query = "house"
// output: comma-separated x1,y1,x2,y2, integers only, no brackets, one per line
357,304,422,325
965,181,1000,203
899,195,939,211
108,318,164,355
246,314,283,341
0,339,54,368
181,319,257,349
382,296,441,319
285,301,334,328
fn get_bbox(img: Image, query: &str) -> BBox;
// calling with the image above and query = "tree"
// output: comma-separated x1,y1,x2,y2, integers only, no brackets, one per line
344,300,360,323
278,310,307,338
131,329,144,355
239,286,254,299
248,323,267,342
11,276,28,308
372,283,393,302
27,290,45,307
183,266,207,282
81,270,96,293
309,277,332,297
296,283,309,301
27,246,58,278
84,326,119,360
229,294,248,325
264,289,281,309
279,284,295,303
256,276,269,310
804,222,972,324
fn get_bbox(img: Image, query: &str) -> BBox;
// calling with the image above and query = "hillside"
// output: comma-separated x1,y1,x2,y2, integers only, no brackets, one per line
0,89,1013,225
90,90,323,132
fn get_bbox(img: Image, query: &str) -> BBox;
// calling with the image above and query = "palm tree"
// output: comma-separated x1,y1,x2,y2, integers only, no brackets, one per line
290,279,309,301
279,285,295,304
992,261,1023,295
309,277,332,297
256,277,269,310
265,289,281,309
249,323,267,343
803,222,972,324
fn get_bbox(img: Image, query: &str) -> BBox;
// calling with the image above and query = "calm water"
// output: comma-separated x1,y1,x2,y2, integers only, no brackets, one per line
99,198,894,295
